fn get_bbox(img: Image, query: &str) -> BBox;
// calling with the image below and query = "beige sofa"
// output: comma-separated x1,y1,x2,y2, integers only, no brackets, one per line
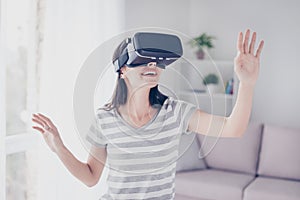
174,122,300,200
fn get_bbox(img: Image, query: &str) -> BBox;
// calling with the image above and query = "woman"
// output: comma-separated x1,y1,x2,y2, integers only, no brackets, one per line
32,29,264,199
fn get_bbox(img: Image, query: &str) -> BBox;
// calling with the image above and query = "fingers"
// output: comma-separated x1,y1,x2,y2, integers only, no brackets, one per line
243,29,250,53
32,114,48,133
32,126,45,134
32,113,56,134
237,32,243,53
32,113,55,130
249,32,257,54
37,113,56,128
32,114,47,127
32,118,45,127
238,29,264,57
255,40,264,59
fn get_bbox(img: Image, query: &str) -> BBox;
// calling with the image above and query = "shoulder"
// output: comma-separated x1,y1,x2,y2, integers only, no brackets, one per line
95,107,114,120
162,96,194,111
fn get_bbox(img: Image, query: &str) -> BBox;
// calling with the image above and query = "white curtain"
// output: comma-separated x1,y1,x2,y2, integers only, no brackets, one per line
37,1,124,199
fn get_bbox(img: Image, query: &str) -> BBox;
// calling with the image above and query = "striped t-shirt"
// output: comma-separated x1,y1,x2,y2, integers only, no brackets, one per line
86,96,197,200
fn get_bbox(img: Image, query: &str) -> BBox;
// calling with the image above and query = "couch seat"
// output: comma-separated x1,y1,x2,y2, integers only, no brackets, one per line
175,169,254,200
244,176,300,200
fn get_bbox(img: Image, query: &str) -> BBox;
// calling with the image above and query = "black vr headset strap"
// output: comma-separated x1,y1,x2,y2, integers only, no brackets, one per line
113,37,132,73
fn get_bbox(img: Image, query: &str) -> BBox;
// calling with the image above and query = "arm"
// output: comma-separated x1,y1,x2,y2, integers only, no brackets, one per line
32,113,107,187
56,145,107,187
187,29,264,138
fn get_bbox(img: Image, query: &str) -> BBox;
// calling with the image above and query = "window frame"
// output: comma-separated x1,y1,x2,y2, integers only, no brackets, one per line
0,0,41,198
0,0,7,198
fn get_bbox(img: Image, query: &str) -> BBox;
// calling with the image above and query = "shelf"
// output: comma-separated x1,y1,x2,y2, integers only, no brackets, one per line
178,90,234,116
174,58,236,116
179,90,234,99
177,58,233,67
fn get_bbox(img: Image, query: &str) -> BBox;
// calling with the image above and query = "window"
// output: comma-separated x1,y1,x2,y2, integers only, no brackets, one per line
6,150,38,200
1,0,42,199
5,0,31,136
1,0,125,199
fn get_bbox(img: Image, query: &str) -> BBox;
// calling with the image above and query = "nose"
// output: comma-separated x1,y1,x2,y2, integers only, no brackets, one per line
147,62,157,67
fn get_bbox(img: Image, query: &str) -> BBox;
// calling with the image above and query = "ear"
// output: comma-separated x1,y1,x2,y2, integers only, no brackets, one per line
119,67,126,79
120,66,128,74
120,68,124,75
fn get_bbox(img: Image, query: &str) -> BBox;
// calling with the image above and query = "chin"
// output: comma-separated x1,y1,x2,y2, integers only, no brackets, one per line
140,76,159,86
147,82,158,88
141,80,158,88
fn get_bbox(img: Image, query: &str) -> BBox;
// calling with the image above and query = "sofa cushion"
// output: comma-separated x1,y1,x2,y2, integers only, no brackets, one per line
257,125,300,181
244,176,300,200
175,169,254,200
197,122,263,175
174,194,209,200
176,133,207,172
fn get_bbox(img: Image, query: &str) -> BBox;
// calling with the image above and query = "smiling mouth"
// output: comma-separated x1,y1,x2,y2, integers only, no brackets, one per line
141,71,157,76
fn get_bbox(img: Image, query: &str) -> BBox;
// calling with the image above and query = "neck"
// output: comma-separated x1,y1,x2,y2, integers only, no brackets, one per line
122,86,153,119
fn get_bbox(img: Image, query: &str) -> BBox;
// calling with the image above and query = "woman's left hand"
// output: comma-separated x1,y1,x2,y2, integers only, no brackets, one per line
234,29,264,86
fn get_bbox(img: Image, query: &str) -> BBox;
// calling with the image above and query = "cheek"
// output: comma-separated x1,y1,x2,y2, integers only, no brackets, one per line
158,70,163,76
127,70,140,78
127,72,143,84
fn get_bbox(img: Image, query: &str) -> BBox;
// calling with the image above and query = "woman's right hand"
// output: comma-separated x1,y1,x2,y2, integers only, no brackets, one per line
32,113,65,153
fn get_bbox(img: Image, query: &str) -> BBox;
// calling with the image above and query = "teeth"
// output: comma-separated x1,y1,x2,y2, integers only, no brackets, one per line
142,71,156,75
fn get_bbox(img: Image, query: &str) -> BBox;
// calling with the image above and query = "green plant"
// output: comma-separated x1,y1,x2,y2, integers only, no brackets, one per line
189,33,216,50
203,73,219,85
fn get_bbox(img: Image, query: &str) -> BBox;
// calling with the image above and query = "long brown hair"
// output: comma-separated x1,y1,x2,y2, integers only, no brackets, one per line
99,38,168,111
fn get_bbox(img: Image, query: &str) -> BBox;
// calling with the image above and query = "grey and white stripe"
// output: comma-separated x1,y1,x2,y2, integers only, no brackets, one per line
86,96,198,200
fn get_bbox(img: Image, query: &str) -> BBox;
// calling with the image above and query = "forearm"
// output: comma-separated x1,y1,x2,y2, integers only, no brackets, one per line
225,82,255,137
56,145,96,187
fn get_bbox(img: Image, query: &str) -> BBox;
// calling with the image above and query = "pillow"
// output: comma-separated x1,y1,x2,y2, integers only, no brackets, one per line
257,124,300,181
176,132,207,172
197,122,263,175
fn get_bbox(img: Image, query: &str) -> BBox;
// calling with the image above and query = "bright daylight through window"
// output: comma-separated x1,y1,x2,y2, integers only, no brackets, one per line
2,0,41,199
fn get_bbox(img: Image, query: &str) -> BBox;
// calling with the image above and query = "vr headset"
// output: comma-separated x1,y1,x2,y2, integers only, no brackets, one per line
113,32,183,73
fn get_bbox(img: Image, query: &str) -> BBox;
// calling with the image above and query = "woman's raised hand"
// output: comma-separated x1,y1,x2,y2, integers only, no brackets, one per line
32,113,65,153
234,29,264,86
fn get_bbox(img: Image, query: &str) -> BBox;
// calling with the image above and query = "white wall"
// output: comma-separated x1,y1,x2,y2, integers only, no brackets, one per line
124,0,300,128
124,0,191,35
188,0,300,128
